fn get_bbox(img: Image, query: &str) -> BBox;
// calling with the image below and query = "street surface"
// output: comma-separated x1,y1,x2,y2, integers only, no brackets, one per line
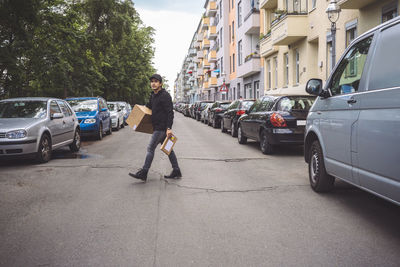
0,112,399,266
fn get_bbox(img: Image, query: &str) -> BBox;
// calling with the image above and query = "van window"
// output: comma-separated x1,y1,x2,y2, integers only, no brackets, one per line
329,36,373,96
368,24,400,90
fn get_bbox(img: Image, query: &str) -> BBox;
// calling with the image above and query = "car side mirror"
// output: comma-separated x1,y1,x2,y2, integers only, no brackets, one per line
51,113,64,120
118,109,122,112
306,79,323,96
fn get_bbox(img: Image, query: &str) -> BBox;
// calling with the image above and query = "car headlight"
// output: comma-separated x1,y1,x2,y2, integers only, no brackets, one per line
84,119,96,124
6,129,27,139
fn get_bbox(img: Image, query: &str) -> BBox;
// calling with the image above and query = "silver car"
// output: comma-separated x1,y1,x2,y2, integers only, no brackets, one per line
0,97,81,163
107,102,125,130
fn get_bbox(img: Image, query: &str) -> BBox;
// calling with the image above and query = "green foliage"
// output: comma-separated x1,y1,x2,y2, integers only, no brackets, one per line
0,0,155,104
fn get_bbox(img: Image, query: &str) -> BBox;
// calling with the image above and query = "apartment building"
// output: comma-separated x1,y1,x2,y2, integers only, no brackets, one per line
236,0,264,99
260,0,399,95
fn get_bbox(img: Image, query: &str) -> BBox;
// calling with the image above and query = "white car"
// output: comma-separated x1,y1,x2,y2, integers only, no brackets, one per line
107,102,124,131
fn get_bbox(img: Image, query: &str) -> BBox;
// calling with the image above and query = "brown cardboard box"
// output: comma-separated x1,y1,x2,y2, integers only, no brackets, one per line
126,105,153,134
160,135,177,155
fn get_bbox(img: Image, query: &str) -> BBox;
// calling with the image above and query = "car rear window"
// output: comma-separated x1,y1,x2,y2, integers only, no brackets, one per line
277,97,315,112
242,101,255,110
220,103,230,109
0,101,47,119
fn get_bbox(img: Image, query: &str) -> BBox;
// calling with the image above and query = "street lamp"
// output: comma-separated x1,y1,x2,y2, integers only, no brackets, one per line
326,0,341,67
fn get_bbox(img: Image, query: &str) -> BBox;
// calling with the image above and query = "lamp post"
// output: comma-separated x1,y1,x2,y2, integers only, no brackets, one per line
326,0,341,67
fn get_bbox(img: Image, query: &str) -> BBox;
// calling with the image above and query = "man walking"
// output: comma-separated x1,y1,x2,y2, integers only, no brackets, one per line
129,74,182,182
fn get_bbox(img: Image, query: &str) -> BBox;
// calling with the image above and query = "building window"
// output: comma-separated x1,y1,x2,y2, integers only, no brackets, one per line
232,21,235,42
254,81,260,98
220,0,222,18
238,40,243,65
312,0,316,9
238,1,243,27
345,19,358,47
274,57,278,89
245,83,252,98
284,53,289,86
237,84,241,98
232,0,234,10
382,1,398,23
220,29,223,48
229,25,231,43
232,53,236,72
295,50,300,85
221,56,224,74
267,60,272,90
230,55,232,73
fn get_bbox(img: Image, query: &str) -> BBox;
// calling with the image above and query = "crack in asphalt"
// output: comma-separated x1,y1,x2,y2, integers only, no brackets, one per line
179,157,270,163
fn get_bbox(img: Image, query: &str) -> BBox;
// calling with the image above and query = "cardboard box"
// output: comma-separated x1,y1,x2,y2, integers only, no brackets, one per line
126,105,153,134
160,135,177,155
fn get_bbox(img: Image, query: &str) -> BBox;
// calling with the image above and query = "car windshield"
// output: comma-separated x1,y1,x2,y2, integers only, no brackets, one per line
277,97,315,112
0,101,47,119
67,99,98,112
108,103,117,111
220,103,230,109
242,101,255,110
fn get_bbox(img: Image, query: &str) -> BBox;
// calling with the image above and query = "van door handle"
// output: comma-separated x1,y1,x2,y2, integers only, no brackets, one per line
347,98,357,104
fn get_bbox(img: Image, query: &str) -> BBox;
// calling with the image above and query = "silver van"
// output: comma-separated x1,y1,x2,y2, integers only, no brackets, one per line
304,17,400,205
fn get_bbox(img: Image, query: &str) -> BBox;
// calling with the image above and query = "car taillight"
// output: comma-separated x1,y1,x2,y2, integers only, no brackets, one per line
236,110,245,116
270,113,287,127
215,108,222,112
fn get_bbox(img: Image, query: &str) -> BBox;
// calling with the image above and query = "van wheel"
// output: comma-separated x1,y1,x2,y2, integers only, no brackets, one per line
69,129,81,152
237,124,247,144
260,130,274,154
309,140,335,192
97,124,103,140
37,134,52,163
221,120,227,133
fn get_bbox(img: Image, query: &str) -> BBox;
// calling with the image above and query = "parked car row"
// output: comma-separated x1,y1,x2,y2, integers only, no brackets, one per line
0,96,132,163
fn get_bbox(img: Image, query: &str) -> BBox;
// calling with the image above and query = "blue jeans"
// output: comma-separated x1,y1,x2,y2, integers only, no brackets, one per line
143,130,179,171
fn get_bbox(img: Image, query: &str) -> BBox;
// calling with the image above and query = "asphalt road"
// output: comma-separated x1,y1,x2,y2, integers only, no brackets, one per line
0,112,399,267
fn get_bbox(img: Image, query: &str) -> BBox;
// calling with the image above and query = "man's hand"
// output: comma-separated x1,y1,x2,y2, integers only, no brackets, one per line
166,128,173,138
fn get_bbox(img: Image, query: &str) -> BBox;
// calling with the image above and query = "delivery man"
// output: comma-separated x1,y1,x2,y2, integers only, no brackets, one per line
129,74,182,181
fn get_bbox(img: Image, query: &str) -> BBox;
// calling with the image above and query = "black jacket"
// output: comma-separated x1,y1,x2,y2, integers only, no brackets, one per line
146,89,174,131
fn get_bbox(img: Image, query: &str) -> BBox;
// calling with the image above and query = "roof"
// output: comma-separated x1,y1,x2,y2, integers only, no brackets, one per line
0,97,62,102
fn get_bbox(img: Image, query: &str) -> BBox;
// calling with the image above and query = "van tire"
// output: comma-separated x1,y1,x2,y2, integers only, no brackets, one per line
309,140,335,192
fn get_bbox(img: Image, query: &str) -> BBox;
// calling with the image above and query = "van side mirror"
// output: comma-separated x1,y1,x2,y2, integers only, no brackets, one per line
306,79,323,96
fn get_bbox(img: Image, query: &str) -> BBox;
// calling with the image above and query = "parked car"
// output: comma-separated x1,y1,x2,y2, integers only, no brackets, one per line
237,95,315,154
107,102,125,130
66,97,112,140
208,101,231,128
183,104,191,117
200,103,213,124
117,101,131,125
304,17,400,206
195,101,214,121
221,99,255,137
0,97,81,163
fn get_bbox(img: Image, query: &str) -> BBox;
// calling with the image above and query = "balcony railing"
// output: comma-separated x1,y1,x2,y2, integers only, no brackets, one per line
206,1,217,17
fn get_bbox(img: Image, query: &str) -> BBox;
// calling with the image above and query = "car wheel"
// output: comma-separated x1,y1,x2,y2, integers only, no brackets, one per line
121,119,125,128
69,129,81,152
221,120,227,133
97,123,103,140
260,130,274,155
37,134,52,163
207,117,211,126
115,120,120,131
237,124,247,144
309,140,335,192
106,120,112,135
212,117,217,128
231,122,237,137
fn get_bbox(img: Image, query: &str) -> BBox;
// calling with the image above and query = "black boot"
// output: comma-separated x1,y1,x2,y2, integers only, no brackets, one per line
129,169,148,181
164,169,182,179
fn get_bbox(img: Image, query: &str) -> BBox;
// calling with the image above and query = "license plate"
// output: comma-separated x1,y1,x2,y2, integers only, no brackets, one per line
297,120,306,126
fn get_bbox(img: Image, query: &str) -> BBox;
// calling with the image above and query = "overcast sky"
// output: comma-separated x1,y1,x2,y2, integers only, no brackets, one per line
132,0,204,93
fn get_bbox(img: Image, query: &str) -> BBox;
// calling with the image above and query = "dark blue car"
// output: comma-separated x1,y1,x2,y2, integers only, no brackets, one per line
66,97,112,140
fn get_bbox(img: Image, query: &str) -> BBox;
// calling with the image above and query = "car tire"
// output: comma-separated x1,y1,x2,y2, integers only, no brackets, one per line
121,120,125,128
221,120,227,133
97,123,103,140
69,129,81,152
207,117,211,126
231,122,238,137
309,140,335,192
237,124,247,144
212,117,217,128
37,134,52,163
106,120,112,135
260,130,274,155
115,120,120,131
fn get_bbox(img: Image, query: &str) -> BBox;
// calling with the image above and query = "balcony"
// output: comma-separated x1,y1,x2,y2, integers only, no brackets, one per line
202,38,210,49
260,0,277,9
338,0,377,9
209,77,218,87
206,1,217,17
189,48,197,56
202,59,211,69
237,53,261,78
188,62,195,70
207,26,217,40
197,67,204,77
197,50,204,59
201,17,210,30
243,8,260,35
208,50,217,63
260,34,278,57
271,14,308,45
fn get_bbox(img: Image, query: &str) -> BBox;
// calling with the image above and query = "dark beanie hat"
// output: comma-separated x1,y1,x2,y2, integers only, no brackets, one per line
149,74,163,83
